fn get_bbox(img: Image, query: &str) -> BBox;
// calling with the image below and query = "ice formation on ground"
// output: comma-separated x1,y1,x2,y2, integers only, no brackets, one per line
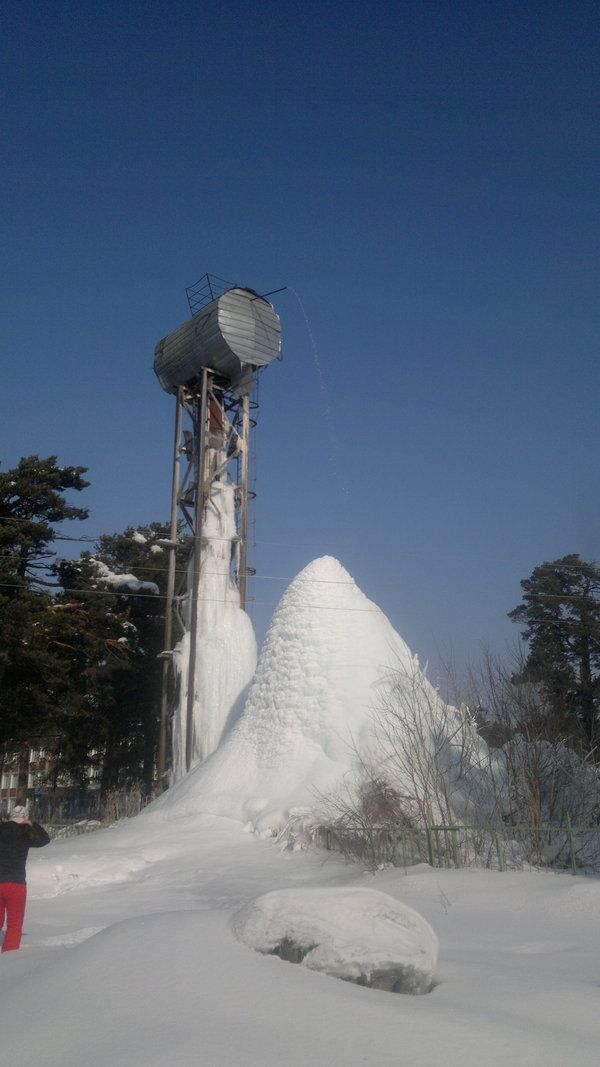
154,554,481,830
232,886,438,994
171,480,257,778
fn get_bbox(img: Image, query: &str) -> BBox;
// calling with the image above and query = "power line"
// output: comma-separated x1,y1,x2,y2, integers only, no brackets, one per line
1,519,354,552
0,579,393,613
0,551,358,586
3,548,600,599
2,538,599,575
0,580,595,628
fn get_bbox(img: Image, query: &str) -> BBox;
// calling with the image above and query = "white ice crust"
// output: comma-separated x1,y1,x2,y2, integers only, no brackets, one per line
232,886,438,993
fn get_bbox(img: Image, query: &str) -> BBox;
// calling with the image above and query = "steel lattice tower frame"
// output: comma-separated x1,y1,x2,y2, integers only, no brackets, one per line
156,373,254,782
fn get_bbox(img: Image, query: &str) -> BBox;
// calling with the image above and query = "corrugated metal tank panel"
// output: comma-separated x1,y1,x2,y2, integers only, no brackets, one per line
154,288,281,395
218,290,281,367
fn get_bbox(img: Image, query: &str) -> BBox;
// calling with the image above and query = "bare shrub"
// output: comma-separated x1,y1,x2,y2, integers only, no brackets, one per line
317,660,493,868
369,660,493,827
450,647,600,862
449,645,574,751
317,764,425,870
100,783,147,824
320,650,600,871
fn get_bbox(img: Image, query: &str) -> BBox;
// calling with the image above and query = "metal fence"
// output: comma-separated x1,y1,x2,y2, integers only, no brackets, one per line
46,820,104,840
30,793,102,824
25,787,151,837
320,820,600,875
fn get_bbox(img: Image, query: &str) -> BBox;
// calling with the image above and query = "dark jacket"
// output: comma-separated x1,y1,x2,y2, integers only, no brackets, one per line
0,821,50,884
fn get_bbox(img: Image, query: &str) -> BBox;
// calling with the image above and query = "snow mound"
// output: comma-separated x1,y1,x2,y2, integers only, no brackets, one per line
232,886,438,994
150,556,419,829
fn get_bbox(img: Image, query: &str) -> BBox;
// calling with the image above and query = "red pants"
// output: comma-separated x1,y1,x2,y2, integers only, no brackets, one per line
0,883,27,952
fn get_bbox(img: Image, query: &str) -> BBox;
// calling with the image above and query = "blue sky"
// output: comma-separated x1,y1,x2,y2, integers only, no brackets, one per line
2,0,598,678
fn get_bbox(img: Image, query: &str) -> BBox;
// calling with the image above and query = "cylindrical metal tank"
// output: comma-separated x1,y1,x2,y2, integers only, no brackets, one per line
154,287,281,396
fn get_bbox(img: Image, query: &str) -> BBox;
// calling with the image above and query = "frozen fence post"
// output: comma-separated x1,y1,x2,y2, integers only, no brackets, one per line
426,823,435,868
495,827,505,872
565,813,577,876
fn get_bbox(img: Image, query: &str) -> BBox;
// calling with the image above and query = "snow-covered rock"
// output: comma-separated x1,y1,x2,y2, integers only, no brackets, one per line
232,886,438,994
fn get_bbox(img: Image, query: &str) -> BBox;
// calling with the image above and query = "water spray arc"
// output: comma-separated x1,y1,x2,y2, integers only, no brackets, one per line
153,275,282,782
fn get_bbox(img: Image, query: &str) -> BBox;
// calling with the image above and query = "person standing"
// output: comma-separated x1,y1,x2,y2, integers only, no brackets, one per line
0,805,50,952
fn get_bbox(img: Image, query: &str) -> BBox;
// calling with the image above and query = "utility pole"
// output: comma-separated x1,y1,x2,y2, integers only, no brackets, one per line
156,387,183,786
238,393,251,610
185,368,209,772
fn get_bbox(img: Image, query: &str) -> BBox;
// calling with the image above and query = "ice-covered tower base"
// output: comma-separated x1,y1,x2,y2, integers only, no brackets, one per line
170,480,257,780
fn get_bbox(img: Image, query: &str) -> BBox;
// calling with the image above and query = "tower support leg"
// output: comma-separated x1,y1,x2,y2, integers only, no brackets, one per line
185,369,209,772
239,393,251,611
157,388,183,786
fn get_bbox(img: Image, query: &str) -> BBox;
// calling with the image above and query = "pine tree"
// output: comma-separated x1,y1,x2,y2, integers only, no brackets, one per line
0,454,88,584
509,555,600,749
0,456,89,751
1,456,174,795
44,555,128,790
70,524,172,795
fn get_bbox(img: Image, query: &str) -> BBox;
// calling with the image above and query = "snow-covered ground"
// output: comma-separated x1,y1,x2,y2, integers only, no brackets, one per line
1,811,599,1067
3,556,597,1064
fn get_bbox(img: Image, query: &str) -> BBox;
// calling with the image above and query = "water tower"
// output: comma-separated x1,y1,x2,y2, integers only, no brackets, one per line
153,274,282,780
